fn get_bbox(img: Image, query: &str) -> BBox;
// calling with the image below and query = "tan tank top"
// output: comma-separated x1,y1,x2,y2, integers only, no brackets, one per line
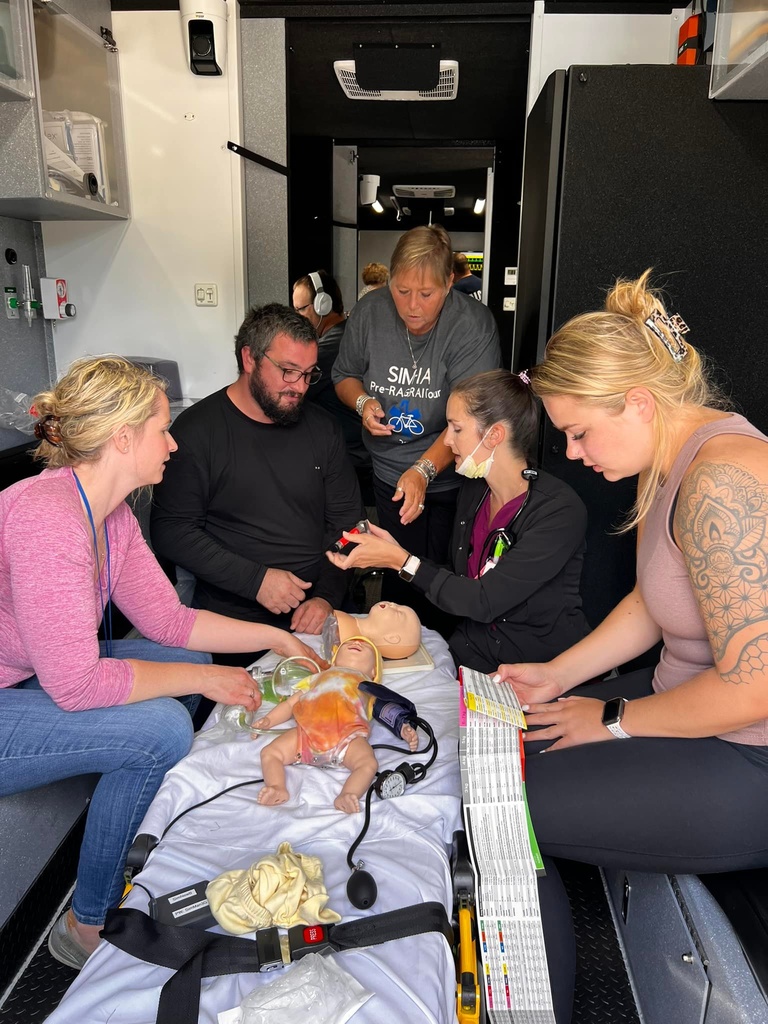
637,413,768,745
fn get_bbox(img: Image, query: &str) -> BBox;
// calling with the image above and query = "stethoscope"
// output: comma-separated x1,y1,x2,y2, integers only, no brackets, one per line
345,718,438,910
472,467,538,577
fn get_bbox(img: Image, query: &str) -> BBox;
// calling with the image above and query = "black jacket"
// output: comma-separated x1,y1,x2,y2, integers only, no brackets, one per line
411,471,590,673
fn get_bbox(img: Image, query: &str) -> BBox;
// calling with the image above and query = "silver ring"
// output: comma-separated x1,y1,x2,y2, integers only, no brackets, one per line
418,503,425,510
396,486,404,492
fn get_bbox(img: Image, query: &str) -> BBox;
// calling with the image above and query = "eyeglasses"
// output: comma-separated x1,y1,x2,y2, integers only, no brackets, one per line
293,302,313,314
262,352,322,386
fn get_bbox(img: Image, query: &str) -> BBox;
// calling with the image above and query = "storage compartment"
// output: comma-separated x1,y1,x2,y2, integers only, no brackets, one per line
0,0,129,220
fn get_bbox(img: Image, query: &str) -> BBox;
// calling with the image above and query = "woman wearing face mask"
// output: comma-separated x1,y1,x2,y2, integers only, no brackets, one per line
327,370,590,672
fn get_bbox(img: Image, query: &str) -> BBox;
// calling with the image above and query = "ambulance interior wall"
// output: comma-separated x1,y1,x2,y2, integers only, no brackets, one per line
39,7,679,402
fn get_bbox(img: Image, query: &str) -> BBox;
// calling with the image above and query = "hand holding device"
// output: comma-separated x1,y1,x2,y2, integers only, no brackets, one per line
329,519,370,555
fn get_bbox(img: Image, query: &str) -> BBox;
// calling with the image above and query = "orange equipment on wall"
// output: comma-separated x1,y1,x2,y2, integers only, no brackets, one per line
677,13,703,66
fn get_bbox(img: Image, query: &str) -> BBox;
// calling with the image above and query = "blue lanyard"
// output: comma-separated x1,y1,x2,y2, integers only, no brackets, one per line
72,469,113,658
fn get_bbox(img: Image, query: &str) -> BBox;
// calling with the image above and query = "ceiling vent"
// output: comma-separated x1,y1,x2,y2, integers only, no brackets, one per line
333,60,459,101
393,184,456,200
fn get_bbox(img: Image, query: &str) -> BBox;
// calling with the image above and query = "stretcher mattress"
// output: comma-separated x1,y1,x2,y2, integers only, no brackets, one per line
47,629,463,1024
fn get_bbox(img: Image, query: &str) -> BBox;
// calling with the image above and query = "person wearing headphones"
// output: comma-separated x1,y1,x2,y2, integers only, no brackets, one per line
292,271,372,503
292,270,346,340
327,370,590,672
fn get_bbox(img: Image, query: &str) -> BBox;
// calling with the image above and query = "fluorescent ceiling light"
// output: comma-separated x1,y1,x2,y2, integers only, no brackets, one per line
371,199,384,213
474,198,486,215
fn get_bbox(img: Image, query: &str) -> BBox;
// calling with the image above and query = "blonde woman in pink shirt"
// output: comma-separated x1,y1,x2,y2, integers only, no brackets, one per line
0,356,316,970
494,271,768,1024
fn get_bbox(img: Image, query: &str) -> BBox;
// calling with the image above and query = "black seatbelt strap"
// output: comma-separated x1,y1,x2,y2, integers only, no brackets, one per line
102,901,453,1024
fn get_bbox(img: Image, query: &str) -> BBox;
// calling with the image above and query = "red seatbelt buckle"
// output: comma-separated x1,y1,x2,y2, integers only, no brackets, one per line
287,922,334,960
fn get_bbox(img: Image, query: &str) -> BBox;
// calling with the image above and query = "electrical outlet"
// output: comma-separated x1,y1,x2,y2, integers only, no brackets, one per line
503,297,516,312
194,283,218,307
504,267,517,286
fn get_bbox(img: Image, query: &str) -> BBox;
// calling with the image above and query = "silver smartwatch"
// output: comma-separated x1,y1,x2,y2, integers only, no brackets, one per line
601,697,631,739
398,554,421,582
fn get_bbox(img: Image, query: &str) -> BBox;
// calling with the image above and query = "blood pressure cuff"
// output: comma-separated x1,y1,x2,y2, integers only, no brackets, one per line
359,681,417,737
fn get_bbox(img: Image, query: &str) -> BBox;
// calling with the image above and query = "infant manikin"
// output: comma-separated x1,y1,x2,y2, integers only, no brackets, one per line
254,637,418,814
323,601,422,661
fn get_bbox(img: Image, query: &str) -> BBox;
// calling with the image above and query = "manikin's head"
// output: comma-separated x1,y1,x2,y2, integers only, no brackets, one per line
332,636,382,683
335,602,421,659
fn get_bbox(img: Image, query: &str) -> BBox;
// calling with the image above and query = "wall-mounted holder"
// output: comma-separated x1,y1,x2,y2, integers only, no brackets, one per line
5,267,41,326
40,278,76,320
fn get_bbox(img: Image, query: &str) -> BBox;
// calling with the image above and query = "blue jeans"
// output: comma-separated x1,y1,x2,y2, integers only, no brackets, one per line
0,639,211,924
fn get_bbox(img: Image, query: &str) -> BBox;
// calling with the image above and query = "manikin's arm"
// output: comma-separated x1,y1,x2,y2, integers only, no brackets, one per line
400,722,419,751
252,692,301,731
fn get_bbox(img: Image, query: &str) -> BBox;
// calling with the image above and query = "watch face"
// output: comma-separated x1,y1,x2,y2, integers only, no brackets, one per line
602,698,624,726
377,771,406,799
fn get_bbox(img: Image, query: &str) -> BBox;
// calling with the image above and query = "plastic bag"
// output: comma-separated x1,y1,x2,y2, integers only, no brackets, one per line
239,953,372,1024
0,389,35,434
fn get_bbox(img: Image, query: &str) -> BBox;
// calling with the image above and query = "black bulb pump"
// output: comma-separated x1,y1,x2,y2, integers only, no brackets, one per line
347,867,378,909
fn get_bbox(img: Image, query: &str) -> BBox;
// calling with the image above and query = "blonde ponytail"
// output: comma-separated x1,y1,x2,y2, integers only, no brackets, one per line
32,356,166,468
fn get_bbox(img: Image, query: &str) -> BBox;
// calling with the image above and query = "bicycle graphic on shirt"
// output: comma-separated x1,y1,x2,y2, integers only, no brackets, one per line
388,400,424,437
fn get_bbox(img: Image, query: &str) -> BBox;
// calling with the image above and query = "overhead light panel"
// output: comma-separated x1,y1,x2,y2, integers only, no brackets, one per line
474,198,486,215
371,199,384,214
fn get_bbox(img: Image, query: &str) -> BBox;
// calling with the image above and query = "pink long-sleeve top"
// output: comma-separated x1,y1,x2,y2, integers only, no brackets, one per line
0,467,199,711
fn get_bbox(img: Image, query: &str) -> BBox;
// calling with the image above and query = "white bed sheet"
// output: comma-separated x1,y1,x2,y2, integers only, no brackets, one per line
47,629,463,1024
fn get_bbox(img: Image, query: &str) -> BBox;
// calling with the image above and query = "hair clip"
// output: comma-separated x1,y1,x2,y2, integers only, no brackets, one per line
644,311,690,362
33,414,63,447
518,369,531,386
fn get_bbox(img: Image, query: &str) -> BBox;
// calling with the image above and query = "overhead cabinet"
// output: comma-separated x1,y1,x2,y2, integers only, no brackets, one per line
0,0,129,220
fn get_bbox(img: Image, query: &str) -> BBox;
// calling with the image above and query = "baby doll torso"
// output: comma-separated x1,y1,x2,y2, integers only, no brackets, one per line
293,668,375,768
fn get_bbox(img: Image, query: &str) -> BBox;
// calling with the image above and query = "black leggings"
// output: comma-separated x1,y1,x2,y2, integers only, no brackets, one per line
528,669,768,1022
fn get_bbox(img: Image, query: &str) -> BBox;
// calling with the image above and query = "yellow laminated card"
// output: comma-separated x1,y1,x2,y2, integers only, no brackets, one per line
460,665,528,730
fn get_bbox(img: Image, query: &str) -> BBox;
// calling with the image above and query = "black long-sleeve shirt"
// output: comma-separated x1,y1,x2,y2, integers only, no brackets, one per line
151,388,363,624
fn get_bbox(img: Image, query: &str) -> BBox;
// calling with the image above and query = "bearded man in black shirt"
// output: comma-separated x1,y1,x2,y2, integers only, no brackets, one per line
151,304,363,665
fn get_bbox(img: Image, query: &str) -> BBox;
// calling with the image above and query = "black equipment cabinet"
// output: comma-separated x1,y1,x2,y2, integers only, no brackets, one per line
514,64,768,631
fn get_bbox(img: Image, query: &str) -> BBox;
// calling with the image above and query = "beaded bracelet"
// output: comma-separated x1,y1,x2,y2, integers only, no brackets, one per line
355,394,375,418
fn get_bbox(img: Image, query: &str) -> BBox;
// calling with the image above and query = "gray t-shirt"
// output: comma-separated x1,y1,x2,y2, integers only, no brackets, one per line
332,286,501,490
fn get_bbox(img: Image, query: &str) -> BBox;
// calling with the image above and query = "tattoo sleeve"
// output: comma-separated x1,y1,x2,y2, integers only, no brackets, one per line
677,460,768,682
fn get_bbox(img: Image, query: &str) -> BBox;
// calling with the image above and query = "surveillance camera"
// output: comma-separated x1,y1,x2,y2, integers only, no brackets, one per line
359,174,380,206
180,0,228,76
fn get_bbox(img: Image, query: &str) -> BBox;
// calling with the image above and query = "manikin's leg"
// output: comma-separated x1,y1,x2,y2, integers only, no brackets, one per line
335,738,378,814
257,728,299,805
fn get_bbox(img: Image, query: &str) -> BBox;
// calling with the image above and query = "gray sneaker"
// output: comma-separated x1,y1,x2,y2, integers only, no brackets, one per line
47,910,91,970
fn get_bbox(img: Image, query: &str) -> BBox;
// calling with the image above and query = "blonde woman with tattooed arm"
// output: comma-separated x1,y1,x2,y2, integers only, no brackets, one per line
490,272,768,1024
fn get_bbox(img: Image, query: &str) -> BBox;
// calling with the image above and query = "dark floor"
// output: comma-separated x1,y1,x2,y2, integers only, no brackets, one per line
560,859,640,1024
0,859,639,1024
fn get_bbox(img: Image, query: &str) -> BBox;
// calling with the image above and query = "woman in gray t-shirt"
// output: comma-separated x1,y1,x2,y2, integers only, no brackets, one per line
333,225,500,629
